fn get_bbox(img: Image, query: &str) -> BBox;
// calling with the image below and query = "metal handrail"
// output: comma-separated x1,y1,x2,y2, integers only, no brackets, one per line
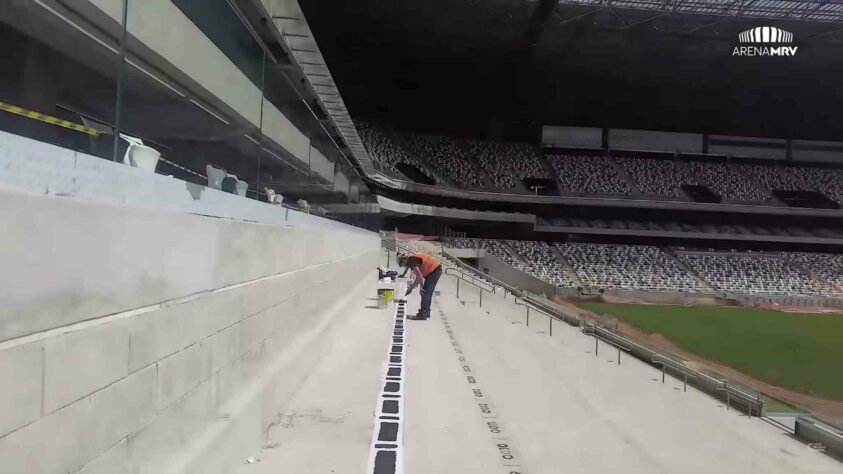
583,324,632,351
445,267,494,294
440,251,522,295
385,238,764,407
428,241,766,415
383,239,496,306
582,323,633,365
443,251,586,327
514,296,569,328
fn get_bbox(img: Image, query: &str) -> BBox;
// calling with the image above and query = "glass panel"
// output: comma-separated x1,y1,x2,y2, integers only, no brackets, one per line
170,0,264,89
260,58,352,217
0,0,120,160
118,0,354,215
119,0,263,194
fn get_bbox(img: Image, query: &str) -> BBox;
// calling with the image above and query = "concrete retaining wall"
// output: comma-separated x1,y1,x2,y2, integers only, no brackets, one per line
0,189,379,473
580,289,725,306
795,417,843,460
476,254,558,297
0,130,361,234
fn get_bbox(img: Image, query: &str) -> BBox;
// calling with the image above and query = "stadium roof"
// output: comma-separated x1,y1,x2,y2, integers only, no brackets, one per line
559,0,843,23
302,0,843,140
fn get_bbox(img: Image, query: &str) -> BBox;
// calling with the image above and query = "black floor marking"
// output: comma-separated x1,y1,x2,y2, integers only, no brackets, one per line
367,298,407,474
373,451,397,474
437,305,525,473
378,422,399,441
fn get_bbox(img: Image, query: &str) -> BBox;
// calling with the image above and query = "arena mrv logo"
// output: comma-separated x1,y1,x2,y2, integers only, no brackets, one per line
733,26,798,57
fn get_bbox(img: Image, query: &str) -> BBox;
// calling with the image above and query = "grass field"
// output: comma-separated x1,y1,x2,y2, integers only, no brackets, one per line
576,302,843,401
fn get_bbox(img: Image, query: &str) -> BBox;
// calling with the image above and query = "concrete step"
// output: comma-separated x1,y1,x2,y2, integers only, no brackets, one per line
665,248,718,293
549,244,583,287
607,154,642,196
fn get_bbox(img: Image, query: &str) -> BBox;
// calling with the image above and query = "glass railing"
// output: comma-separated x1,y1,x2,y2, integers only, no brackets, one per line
0,0,356,218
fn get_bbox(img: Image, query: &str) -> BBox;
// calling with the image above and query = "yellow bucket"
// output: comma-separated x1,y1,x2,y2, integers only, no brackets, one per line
377,288,395,308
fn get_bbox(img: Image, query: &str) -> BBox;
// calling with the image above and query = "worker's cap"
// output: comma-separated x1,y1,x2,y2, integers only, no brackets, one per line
397,254,409,266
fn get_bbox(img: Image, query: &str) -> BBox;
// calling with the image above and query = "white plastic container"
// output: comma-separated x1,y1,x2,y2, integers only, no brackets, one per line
206,164,225,190
125,144,161,171
119,134,160,172
235,180,248,197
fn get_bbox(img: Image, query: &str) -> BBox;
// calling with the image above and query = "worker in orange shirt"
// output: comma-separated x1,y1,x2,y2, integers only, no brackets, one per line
398,252,442,320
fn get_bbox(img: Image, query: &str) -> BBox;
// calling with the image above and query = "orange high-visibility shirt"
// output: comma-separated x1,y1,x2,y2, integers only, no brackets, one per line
412,252,440,277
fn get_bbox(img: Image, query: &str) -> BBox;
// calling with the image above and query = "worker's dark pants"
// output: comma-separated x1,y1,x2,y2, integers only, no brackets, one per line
419,266,442,317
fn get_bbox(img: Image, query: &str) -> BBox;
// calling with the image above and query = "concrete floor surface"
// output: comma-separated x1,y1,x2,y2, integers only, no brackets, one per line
239,269,843,473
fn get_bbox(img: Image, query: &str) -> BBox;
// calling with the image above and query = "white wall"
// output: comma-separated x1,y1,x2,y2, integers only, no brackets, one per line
349,183,360,202
0,125,379,472
309,144,335,183
0,131,365,235
0,190,376,342
262,97,310,165
334,168,350,195
89,0,263,127
0,188,379,473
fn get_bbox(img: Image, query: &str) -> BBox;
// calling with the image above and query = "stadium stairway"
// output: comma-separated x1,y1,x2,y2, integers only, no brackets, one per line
607,154,641,197
237,260,842,474
549,244,584,288
501,241,531,268
738,165,777,204
663,248,717,293
464,144,494,191
538,153,562,195
786,259,843,296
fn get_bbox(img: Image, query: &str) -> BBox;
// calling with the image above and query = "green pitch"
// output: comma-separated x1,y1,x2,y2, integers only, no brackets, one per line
577,302,843,401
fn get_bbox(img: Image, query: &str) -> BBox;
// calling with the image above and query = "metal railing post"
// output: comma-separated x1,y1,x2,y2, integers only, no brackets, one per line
726,385,731,411
479,287,482,307
549,316,553,337
526,306,530,326
456,278,460,298
662,364,665,383
617,347,621,365
595,336,599,356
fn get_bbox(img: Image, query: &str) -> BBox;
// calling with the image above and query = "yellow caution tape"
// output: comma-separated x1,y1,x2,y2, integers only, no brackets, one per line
0,100,100,136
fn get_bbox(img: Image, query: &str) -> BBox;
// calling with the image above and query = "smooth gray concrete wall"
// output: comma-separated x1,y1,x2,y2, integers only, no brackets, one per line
0,190,379,473
0,190,376,342
476,254,558,297
443,248,485,260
